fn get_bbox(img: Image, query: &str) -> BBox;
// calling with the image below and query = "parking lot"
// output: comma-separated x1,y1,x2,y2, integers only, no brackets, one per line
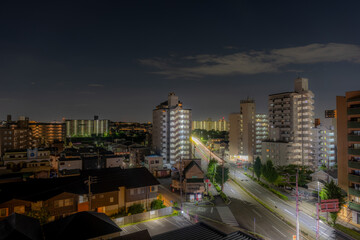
120,215,193,237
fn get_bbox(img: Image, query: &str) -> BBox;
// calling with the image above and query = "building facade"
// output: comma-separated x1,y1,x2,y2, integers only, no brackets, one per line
29,122,65,146
65,116,110,137
152,93,192,167
337,91,360,224
255,114,268,157
313,124,336,168
0,116,34,156
192,118,228,131
263,78,315,167
228,99,256,162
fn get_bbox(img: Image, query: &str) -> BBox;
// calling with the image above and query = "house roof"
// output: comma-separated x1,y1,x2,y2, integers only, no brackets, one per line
0,167,159,203
184,161,203,175
115,230,152,240
0,213,43,240
152,222,256,240
43,211,121,240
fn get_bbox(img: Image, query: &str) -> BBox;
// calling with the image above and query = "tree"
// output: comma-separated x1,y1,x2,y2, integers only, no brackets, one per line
262,160,278,184
254,157,262,181
207,159,217,178
151,199,165,210
26,207,50,225
215,165,229,185
319,180,346,225
127,204,145,215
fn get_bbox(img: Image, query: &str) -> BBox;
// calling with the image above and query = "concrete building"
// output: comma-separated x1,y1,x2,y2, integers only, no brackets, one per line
313,124,336,168
192,118,228,131
228,99,255,162
0,116,34,156
262,78,315,167
152,93,191,167
336,90,360,224
65,116,109,137
2,148,51,178
144,155,163,174
255,114,268,157
29,121,65,146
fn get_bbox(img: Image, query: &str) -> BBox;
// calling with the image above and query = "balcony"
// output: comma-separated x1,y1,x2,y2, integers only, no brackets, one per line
349,148,360,156
349,202,360,212
349,187,360,197
348,135,360,142
348,97,360,102
348,173,360,183
348,161,360,169
348,108,360,115
348,121,360,129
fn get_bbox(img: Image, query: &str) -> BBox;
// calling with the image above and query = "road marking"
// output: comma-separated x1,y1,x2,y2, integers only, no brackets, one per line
254,188,261,194
284,209,295,216
267,197,275,204
252,209,262,218
272,225,286,237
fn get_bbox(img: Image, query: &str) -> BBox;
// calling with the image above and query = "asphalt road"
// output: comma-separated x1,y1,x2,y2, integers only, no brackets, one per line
191,137,350,240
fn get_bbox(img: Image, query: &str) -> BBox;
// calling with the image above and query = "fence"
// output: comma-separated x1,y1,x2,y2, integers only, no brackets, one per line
113,207,173,226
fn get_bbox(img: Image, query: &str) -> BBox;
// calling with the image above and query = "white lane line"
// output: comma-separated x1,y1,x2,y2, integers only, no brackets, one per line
252,209,262,218
272,225,286,237
267,197,275,204
254,188,261,194
284,209,295,216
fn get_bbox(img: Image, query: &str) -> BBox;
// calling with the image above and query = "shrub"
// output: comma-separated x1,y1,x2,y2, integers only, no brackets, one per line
127,204,145,215
151,199,165,210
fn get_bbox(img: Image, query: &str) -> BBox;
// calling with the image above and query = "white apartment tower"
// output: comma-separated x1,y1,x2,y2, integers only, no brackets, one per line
263,78,315,167
255,114,269,156
152,93,192,167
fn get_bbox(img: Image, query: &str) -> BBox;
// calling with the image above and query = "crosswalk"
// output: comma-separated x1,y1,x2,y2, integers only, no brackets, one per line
216,206,239,227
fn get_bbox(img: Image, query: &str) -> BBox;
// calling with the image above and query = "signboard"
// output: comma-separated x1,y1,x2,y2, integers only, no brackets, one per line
320,199,339,212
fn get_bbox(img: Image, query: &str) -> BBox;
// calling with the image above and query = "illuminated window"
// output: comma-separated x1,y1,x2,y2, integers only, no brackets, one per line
14,205,25,214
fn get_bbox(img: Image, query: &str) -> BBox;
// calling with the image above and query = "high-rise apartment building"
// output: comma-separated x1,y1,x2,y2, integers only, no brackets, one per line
152,93,191,167
0,116,34,156
29,122,65,145
192,118,228,131
255,114,268,156
337,91,360,224
262,78,315,167
229,99,255,162
65,116,109,137
313,124,336,168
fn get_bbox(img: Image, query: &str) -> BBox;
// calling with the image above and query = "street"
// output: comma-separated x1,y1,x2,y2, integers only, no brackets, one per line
191,136,350,240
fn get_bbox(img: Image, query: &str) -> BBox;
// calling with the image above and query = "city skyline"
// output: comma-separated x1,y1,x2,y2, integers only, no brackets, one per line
1,1,360,122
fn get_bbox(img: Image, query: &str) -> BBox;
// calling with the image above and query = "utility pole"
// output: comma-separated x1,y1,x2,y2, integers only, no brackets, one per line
316,179,320,240
179,158,183,211
221,160,224,191
85,176,97,211
296,169,300,240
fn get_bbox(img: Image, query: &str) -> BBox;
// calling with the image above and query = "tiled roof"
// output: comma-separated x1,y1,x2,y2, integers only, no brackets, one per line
0,213,43,240
43,211,121,240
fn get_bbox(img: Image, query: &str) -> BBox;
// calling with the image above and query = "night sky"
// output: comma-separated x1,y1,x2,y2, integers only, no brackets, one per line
1,1,360,122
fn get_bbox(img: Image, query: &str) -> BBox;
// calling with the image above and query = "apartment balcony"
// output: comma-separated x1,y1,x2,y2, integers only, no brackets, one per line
349,187,360,197
348,108,360,115
349,148,360,156
348,121,360,128
348,97,360,103
348,161,360,170
348,173,360,183
348,135,360,142
349,202,360,212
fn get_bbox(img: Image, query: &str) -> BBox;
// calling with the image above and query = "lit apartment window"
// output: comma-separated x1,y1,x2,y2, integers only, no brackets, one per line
110,197,114,203
0,208,7,217
14,205,25,214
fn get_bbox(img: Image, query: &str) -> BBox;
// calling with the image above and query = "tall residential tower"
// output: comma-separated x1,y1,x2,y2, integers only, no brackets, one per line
262,78,315,167
152,93,192,167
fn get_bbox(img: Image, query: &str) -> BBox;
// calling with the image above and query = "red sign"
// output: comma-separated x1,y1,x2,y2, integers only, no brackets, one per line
208,184,211,187
320,199,339,212
205,179,209,183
